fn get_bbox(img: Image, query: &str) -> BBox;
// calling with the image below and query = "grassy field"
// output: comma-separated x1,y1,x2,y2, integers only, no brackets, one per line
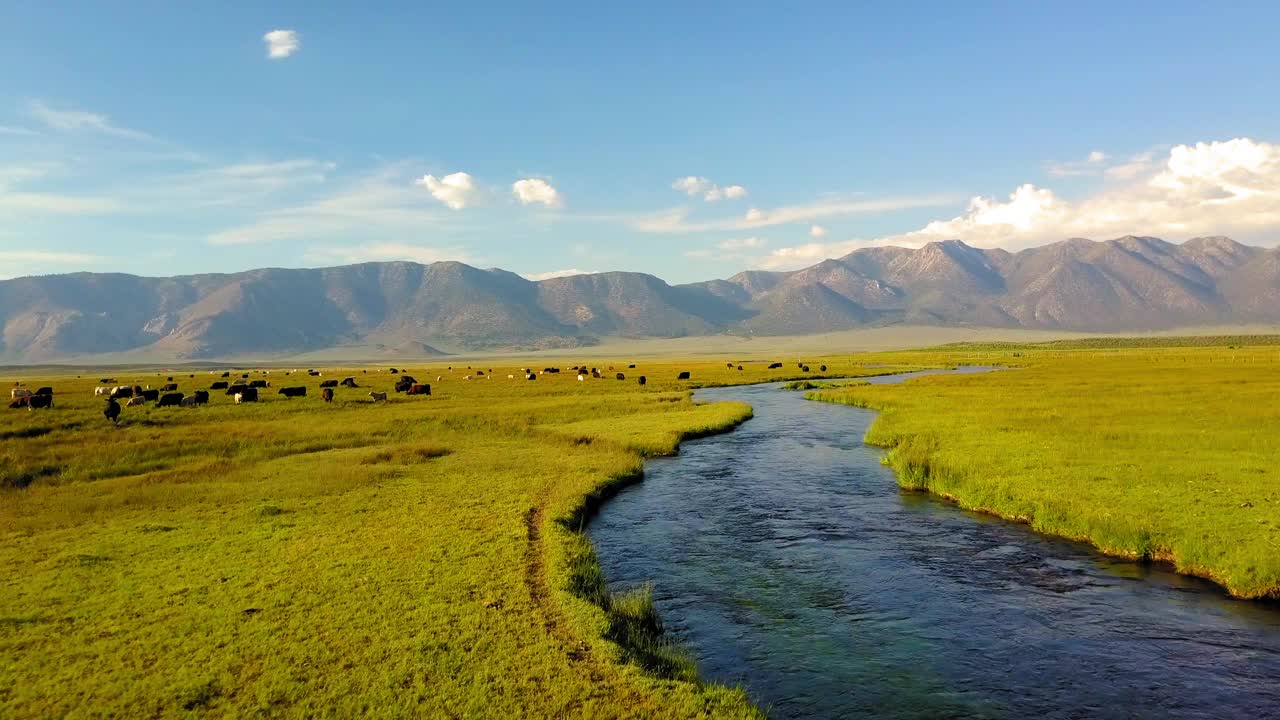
0,357,913,718
809,339,1280,599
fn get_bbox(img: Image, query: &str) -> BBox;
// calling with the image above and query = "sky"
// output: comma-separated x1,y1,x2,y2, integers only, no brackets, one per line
2,2,1279,284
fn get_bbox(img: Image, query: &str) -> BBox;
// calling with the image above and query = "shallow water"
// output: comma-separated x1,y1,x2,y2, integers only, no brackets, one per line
589,368,1280,719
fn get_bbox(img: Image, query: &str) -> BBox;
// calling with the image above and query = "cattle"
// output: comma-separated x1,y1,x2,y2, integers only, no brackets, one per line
161,383,178,392
104,398,121,423
8,398,27,409
26,394,53,410
400,376,417,384
278,386,306,398
249,380,269,389
610,373,622,381
100,378,116,384
34,386,53,396
220,371,230,378
526,373,536,380
180,396,198,407
211,381,229,390
10,388,32,400
462,375,472,381
507,374,515,380
638,376,647,386
126,396,147,407
110,386,133,399
241,374,249,379
133,385,145,397
577,374,585,382
235,388,259,404
167,376,174,382
628,364,635,369
407,384,430,396
727,362,734,368
394,380,411,393
677,371,691,380
475,370,485,377
142,389,160,401
94,386,111,396
157,392,184,408
737,365,743,371
192,391,209,405
801,365,810,372
340,377,358,388
308,370,321,377
389,368,399,374
319,380,338,389
321,388,334,403
437,376,443,382
820,365,827,372
768,362,782,369
368,391,388,402
226,384,249,396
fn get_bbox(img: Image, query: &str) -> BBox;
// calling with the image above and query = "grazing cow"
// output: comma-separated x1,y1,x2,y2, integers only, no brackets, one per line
161,383,178,392
340,377,358,388
616,373,625,380
235,388,259,403
802,365,810,372
819,365,827,372
526,373,536,380
249,380,268,389
768,362,782,369
26,394,53,410
308,370,321,377
110,386,133,400
475,370,485,377
226,384,250,396
319,380,338,389
407,384,430,396
192,391,209,405
321,388,334,403
210,381,228,390
157,392,184,408
737,365,743,371
437,376,443,382
677,371,691,380
628,364,635,369
400,376,417,384
10,388,32,400
104,398,121,423
462,375,472,381
241,374,249,379
638,376,647,386
389,368,398,374
34,386,53,396
133,385,145,397
368,391,388,402
726,362,734,368
278,386,306,398
126,396,146,407
220,371,230,378
395,381,412,393
94,387,111,396
142,389,160,401
577,374,585,382
167,376,174,382
8,398,27,409
180,396,197,407
508,374,515,380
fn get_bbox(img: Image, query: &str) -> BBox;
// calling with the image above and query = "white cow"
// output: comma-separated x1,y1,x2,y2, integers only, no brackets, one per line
508,374,515,379
94,386,111,396
368,391,388,402
10,388,32,400
577,374,585,382
234,393,246,404
462,375,471,380
437,376,443,382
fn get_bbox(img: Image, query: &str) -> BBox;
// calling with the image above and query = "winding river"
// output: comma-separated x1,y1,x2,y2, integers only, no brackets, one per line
589,369,1280,719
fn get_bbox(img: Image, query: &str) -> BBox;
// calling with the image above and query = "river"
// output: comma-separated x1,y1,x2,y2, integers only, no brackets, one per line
588,368,1280,719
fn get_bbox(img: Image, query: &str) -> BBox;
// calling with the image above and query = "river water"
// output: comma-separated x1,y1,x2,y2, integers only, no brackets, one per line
589,369,1280,719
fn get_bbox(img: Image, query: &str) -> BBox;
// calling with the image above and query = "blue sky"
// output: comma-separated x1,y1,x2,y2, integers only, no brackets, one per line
2,2,1279,283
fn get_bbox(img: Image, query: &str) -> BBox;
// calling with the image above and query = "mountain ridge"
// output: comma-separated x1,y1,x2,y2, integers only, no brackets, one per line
1,236,1276,361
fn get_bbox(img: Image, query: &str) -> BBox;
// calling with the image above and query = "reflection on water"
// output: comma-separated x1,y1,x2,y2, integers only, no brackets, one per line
589,369,1280,719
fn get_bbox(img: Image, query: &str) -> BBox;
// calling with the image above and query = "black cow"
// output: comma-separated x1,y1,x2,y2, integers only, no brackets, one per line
407,384,431,396
8,398,28,409
638,376,647,386
319,380,338,389
278,386,307,398
389,368,398,374
157,392,184,408
526,373,537,381
819,365,827,372
235,388,259,403
241,374,249,379
249,380,268,389
616,373,625,380
104,398,121,423
133,385,145,397
321,388,334,402
340,377,358,388
161,383,178,392
211,381,229,390
400,376,417,384
27,394,53,409
110,387,133,399
34,386,53,396
220,371,230,378
142,389,160,401
726,362,734,368
802,365,810,372
100,378,116,384
225,384,249,396
394,380,412,393
192,390,210,405
768,362,782,369
677,371,690,380
628,364,635,369
737,365,743,371
166,376,174,381
308,370,320,376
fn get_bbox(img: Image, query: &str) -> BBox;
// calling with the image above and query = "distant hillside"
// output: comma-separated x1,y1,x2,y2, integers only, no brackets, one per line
1,236,1277,362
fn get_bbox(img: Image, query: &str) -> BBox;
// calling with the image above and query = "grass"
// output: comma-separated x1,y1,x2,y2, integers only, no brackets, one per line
808,340,1280,599
0,357,902,718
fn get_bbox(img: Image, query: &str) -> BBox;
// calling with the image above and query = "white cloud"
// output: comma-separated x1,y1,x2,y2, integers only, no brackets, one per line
671,175,748,202
629,193,956,233
26,100,152,141
512,178,562,208
523,268,589,280
717,236,765,251
743,207,765,223
417,171,479,210
759,137,1280,268
1047,149,1112,177
809,224,827,238
304,242,468,266
1088,151,1108,163
264,30,300,59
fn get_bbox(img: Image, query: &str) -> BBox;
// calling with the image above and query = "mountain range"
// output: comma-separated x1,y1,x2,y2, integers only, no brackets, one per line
1,235,1277,362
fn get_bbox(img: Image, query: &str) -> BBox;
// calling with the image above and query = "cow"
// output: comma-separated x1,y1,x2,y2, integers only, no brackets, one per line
235,388,258,403
407,384,430,396
249,380,268,389
768,363,782,369
180,396,197,407
10,388,32,401
321,388,334,403
802,365,810,372
110,386,133,400
368,391,387,402
308,370,321,377
241,374,249,379
133,385,145,397
167,376,174,382
104,398,121,423
628,364,636,369
400,376,417,385
26,394,52,410
616,373,625,380
475,370,485,377
820,365,827,372
211,381,229,390
8,398,27,409
340,377,358,388
100,378,116,384
319,380,338,389
726,362,734,368
577,375,585,382
507,374,515,380
192,391,209,405
142,389,160,401
34,386,52,396
220,371,230,378
278,386,306,398
161,383,178,392
677,371,691,380
462,375,472,381
157,392,184,408
389,368,399,374
94,386,111,396
394,380,411,393
225,384,249,396
638,376,647,386
126,396,147,407
436,376,443,382
526,373,536,380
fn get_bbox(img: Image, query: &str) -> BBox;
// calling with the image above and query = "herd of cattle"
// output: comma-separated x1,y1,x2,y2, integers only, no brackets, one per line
8,360,834,423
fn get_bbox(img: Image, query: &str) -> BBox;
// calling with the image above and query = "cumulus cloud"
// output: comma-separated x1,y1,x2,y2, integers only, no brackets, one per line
417,172,479,210
264,30,300,59
809,224,827,238
512,178,562,208
523,268,589,280
672,176,748,202
758,137,1280,269
304,242,469,266
26,100,152,141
